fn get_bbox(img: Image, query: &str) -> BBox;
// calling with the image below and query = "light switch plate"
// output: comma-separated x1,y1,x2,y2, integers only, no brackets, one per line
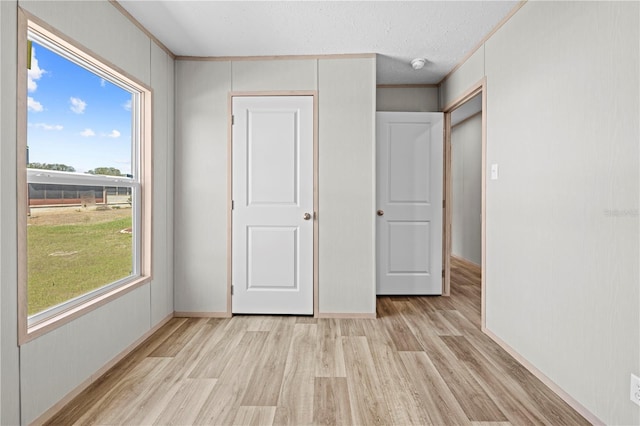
491,164,499,180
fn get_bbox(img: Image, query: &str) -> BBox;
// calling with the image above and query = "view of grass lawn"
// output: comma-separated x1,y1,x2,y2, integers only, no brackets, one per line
27,207,133,316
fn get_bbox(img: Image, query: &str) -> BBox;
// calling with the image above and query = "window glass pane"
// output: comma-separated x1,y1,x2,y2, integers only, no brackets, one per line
27,184,134,315
27,40,133,176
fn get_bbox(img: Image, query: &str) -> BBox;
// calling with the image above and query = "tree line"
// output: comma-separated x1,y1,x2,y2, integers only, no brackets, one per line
27,163,123,176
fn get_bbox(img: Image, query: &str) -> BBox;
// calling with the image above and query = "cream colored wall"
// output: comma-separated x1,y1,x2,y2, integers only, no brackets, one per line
174,56,376,315
442,2,639,424
0,1,175,423
174,61,231,313
376,87,438,112
440,46,484,109
318,58,376,314
451,114,481,265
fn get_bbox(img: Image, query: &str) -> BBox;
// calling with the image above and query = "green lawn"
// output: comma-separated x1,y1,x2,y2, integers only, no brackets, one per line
27,215,133,315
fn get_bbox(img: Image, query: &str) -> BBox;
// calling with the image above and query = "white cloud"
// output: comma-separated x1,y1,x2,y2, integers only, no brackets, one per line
123,99,132,111
69,97,86,114
107,129,121,138
80,128,95,137
28,47,46,93
100,78,106,87
27,97,43,112
33,123,63,131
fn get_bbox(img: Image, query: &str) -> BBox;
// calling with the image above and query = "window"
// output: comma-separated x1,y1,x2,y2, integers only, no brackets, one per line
18,17,152,342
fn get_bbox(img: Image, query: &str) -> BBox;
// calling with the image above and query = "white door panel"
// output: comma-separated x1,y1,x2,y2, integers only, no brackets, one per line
233,96,313,314
377,112,443,295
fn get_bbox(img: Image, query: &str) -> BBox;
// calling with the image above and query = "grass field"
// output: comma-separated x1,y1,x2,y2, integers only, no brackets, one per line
27,207,133,315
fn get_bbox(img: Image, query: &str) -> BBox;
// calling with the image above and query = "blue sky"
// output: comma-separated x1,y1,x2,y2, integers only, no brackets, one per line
27,41,133,175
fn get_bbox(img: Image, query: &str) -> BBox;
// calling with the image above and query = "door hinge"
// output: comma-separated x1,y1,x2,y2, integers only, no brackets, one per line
231,115,235,125
231,200,234,210
231,285,234,295
443,200,445,208
442,269,445,278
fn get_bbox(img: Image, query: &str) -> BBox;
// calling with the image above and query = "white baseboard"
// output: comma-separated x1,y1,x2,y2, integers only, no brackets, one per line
173,311,231,318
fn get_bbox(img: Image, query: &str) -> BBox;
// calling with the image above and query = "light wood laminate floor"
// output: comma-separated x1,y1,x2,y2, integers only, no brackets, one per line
47,258,588,425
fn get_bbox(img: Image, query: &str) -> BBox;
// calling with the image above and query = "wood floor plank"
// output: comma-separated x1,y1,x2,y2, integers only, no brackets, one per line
429,309,464,336
151,378,217,425
377,297,424,351
399,351,471,425
313,377,353,426
241,317,296,406
341,335,392,426
246,316,278,331
273,324,317,426
339,319,366,336
315,318,346,378
188,316,249,379
296,317,317,324
232,406,277,426
149,317,202,357
360,319,432,426
194,331,270,425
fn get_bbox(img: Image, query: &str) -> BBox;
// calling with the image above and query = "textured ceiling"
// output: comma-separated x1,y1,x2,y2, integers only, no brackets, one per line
119,1,518,84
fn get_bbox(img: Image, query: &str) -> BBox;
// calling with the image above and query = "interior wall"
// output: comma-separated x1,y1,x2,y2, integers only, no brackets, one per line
376,86,438,112
1,1,175,423
0,1,20,424
451,113,482,265
174,56,376,315
441,2,639,424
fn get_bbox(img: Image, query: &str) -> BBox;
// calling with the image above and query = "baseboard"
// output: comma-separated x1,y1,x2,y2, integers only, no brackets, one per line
30,313,173,426
451,255,482,274
315,312,377,319
482,327,604,426
174,311,231,318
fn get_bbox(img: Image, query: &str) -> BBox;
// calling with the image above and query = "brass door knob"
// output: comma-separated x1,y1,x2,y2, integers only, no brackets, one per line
377,210,384,216
303,213,312,220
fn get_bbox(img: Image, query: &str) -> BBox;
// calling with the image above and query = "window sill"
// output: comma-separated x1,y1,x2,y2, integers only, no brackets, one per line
19,275,152,345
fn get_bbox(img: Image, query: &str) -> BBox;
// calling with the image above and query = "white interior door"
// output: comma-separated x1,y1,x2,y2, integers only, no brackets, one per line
232,96,314,314
376,112,443,295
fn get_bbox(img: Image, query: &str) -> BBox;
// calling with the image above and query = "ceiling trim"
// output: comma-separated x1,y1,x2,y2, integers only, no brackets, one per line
175,53,376,62
377,84,438,89
110,0,176,59
438,0,527,87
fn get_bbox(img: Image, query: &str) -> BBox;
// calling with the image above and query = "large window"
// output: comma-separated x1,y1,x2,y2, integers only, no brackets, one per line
18,17,152,342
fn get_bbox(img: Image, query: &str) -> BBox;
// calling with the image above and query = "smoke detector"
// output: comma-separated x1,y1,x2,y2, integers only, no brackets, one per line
411,58,426,70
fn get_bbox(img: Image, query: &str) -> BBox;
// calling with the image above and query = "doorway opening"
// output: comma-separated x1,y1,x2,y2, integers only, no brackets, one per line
442,78,486,329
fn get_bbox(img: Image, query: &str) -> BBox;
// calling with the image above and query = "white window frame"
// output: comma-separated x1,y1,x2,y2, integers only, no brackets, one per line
18,12,153,344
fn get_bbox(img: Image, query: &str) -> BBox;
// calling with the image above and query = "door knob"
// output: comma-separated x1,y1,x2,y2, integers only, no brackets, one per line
377,210,384,216
303,213,312,220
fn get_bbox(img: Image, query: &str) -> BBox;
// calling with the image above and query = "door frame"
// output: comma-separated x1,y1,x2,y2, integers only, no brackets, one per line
442,78,487,330
227,91,319,317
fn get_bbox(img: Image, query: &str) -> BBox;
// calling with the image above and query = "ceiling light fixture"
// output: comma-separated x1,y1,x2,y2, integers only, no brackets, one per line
411,58,426,70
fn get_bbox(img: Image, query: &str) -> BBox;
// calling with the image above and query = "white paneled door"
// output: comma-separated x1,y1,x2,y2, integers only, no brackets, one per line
232,96,314,314
376,112,443,295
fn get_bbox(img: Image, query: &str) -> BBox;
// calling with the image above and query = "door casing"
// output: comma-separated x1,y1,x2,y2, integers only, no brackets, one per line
442,78,487,330
227,91,319,317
